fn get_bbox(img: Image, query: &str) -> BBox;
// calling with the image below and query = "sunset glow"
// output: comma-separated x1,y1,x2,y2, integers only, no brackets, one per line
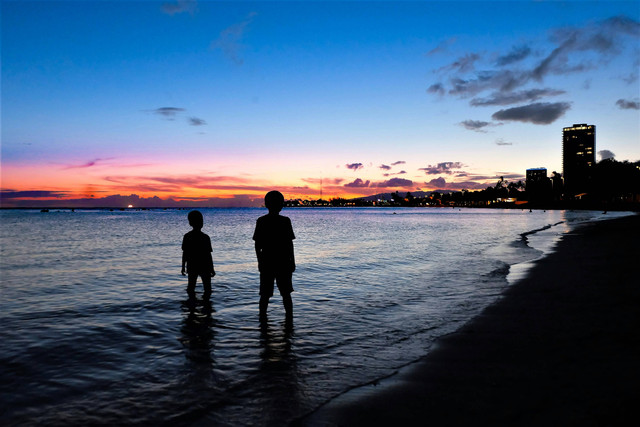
2,1,639,207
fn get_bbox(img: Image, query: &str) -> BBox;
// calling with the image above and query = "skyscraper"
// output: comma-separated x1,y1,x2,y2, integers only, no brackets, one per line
562,123,595,196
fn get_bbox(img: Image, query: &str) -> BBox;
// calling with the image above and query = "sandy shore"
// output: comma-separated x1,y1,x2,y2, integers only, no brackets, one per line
296,213,640,426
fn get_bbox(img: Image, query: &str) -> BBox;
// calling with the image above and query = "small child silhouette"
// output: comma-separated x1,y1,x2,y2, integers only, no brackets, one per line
253,191,295,320
181,210,216,301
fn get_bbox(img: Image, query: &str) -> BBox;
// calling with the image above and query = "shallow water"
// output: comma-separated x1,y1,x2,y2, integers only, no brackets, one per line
0,207,626,426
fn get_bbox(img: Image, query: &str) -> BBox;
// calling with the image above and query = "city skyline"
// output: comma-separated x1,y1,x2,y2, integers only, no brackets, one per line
2,1,639,208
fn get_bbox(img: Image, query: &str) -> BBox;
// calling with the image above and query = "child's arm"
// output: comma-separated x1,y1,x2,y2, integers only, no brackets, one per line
209,252,216,277
255,241,263,272
181,251,186,276
288,240,296,273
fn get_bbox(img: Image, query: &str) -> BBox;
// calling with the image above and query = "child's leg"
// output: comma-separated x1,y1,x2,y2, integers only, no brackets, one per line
282,293,293,317
259,295,270,317
187,272,198,300
259,271,275,318
202,274,212,301
276,272,293,317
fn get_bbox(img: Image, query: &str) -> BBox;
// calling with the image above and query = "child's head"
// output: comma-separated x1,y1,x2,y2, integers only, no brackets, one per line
187,210,204,229
264,190,285,213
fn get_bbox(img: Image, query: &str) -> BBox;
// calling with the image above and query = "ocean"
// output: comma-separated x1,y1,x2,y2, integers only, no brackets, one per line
0,207,627,426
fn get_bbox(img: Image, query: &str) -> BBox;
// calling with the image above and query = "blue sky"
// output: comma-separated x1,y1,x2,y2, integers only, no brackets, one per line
2,1,639,206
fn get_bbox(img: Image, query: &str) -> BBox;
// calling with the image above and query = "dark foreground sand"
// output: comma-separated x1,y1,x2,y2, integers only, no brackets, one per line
297,214,640,427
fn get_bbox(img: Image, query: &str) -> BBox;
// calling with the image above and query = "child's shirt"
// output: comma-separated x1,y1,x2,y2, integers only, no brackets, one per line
253,214,295,269
182,230,213,274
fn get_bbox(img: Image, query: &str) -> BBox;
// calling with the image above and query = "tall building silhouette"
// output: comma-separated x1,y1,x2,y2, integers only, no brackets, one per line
562,123,595,196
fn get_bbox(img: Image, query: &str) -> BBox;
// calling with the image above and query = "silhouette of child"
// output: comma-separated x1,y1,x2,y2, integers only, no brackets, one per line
181,210,216,301
253,191,295,319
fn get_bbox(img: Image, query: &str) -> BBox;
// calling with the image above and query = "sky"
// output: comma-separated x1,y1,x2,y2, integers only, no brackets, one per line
2,0,639,207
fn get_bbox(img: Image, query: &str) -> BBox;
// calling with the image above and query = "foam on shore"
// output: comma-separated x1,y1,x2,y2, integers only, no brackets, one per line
296,213,640,426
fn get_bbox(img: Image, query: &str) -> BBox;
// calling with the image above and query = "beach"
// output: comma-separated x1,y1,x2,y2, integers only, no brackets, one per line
297,213,640,426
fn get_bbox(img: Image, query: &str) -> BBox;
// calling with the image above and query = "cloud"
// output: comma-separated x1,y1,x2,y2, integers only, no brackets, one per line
189,117,207,126
63,158,113,169
152,107,185,119
375,178,413,188
616,99,640,110
598,150,616,161
0,190,68,199
301,178,344,185
210,12,257,65
384,170,407,177
391,161,406,166
162,0,197,16
420,162,465,175
439,53,481,74
345,163,364,171
495,138,513,146
470,88,565,106
379,164,391,171
459,120,491,132
427,83,445,96
446,69,532,98
427,177,447,188
532,15,640,81
495,45,531,66
427,14,639,128
427,37,457,56
491,102,571,125
344,178,370,188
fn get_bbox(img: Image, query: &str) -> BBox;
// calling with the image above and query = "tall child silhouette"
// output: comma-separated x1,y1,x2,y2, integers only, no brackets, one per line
253,191,295,320
181,210,216,302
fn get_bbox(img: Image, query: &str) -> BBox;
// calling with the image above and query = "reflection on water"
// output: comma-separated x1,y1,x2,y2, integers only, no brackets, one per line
256,317,301,426
0,208,627,425
181,300,215,366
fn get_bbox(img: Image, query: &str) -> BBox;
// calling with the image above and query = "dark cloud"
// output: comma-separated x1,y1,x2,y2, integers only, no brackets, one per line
491,102,571,125
470,88,565,106
622,71,639,84
375,178,413,188
533,15,640,81
439,53,481,74
344,178,370,188
162,0,197,15
496,45,531,66
0,190,67,199
495,138,513,146
379,164,391,171
383,170,407,177
427,177,447,188
598,150,616,161
189,117,207,126
302,178,344,185
427,15,639,125
152,107,185,119
391,161,406,166
420,162,464,175
427,37,457,56
346,163,364,171
447,70,531,98
210,12,257,65
460,120,491,132
63,158,113,169
427,83,445,96
616,99,640,110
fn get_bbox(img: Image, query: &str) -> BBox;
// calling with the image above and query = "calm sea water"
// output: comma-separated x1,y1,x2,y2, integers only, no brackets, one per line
0,207,626,426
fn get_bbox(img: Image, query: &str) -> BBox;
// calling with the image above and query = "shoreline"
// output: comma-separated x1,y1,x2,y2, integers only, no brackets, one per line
296,213,640,426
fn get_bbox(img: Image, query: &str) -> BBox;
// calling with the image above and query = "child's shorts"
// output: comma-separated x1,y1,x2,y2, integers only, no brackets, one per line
260,270,293,297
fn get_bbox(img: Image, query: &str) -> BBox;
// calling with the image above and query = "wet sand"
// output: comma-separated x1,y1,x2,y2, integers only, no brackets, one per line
297,214,640,426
